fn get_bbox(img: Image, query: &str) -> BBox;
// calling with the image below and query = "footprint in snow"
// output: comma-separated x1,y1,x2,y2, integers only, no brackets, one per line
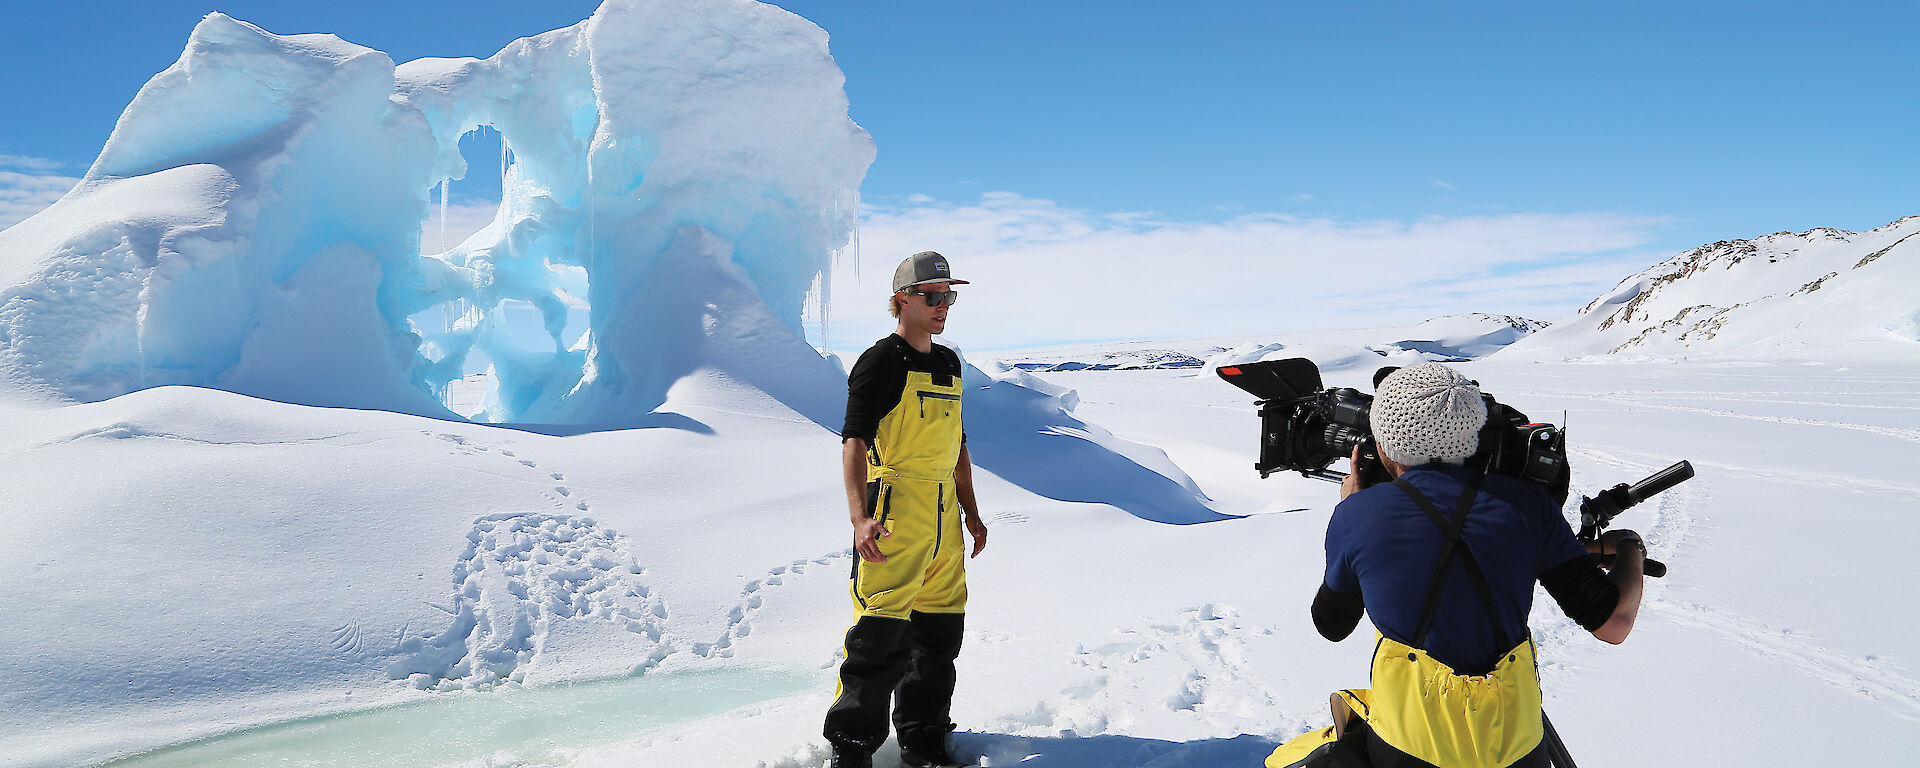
693,550,850,660
383,512,670,690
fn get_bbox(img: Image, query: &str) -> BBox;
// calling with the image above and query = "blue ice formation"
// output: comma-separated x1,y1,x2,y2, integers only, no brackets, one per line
0,0,872,424
0,0,1224,523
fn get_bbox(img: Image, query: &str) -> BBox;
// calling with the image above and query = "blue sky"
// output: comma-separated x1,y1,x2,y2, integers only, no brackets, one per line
2,1,1914,347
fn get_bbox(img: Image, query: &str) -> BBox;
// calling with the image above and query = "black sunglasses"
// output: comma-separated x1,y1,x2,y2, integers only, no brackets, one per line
906,289,959,307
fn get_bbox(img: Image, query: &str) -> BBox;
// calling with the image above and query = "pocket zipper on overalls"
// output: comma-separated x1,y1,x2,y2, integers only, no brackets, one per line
934,484,945,554
917,390,960,417
878,485,894,526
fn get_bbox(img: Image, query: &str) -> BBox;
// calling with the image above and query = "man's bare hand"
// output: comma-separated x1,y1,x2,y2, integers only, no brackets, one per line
1586,529,1646,560
1340,445,1367,501
853,516,890,562
965,512,988,558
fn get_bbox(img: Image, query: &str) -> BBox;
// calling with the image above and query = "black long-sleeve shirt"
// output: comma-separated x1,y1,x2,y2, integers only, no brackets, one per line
841,334,965,444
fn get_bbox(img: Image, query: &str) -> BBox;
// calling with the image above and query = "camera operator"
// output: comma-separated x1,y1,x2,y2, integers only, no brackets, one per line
1267,363,1645,768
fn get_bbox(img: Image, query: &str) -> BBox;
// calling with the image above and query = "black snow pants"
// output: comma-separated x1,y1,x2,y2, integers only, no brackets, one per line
823,611,964,755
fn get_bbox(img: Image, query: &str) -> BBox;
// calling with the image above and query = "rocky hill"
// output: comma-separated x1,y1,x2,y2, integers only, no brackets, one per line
1499,216,1920,361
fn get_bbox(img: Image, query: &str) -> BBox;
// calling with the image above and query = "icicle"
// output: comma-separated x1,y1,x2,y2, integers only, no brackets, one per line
849,192,862,275
816,271,829,356
438,178,449,253
818,191,862,356
499,127,511,217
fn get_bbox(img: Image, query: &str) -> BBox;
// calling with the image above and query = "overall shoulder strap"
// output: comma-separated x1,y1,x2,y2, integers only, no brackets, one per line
1394,473,1506,649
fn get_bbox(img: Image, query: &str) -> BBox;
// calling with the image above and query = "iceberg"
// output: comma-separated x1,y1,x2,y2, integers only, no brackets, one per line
0,0,1220,525
0,0,872,424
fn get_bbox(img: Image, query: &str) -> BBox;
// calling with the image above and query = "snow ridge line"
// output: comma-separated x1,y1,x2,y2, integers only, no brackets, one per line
1590,441,1920,501
1520,385,1920,410
1691,460,1920,500
1526,392,1920,445
1647,601,1920,721
42,422,358,448
1575,394,1920,413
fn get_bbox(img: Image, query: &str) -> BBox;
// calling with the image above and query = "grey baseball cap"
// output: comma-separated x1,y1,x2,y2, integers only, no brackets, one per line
892,251,970,292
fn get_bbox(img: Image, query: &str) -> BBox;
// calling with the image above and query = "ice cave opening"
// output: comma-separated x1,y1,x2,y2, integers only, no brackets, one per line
410,126,591,423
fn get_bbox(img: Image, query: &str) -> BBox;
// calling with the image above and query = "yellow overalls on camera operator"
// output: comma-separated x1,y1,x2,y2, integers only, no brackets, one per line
1267,363,1647,768
825,251,988,768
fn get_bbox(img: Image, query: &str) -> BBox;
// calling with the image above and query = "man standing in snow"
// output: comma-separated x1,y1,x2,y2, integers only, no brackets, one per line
825,251,989,768
1267,363,1647,768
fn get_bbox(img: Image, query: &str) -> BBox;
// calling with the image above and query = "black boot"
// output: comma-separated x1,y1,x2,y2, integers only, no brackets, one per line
899,745,976,768
898,730,970,768
829,744,873,768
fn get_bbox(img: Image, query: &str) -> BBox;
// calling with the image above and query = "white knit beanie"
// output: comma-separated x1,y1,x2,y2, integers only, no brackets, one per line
1372,363,1487,466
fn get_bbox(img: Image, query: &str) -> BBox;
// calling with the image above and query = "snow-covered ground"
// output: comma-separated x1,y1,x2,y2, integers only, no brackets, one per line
3,2,1917,766
6,329,1918,768
1503,217,1920,362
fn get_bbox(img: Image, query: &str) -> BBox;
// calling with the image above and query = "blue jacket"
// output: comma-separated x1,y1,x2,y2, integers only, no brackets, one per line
1323,463,1588,674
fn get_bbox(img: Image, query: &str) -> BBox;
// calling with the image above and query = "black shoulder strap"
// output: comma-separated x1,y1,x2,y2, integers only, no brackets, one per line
1395,474,1507,649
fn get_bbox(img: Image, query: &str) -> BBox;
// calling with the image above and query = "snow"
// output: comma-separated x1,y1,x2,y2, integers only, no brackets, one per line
1501,217,1920,362
7,344,1919,768
962,361,1227,526
1392,313,1550,359
3,2,1919,767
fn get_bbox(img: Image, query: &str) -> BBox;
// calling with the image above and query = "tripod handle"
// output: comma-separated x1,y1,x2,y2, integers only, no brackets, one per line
1625,460,1694,506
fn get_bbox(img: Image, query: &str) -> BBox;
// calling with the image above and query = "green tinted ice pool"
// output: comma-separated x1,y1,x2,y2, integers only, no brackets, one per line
98,669,817,768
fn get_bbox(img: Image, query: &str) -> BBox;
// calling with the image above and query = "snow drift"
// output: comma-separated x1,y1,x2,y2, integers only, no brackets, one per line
963,361,1233,525
1386,313,1549,360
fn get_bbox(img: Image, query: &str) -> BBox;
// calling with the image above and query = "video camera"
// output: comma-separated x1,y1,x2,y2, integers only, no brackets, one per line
1215,358,1570,502
1217,357,1692,577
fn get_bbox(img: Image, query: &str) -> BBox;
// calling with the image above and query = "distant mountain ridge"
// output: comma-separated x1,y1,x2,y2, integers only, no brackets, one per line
1393,313,1549,359
984,313,1549,376
1008,349,1207,372
1501,216,1920,361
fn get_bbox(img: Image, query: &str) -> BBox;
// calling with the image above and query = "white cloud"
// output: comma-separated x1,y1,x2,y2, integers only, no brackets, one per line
1431,178,1455,190
3,170,1673,356
825,192,1673,351
0,170,82,230
0,154,67,173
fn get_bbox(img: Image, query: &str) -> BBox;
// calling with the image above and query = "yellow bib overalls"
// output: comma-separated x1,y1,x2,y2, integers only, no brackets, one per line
852,368,968,618
826,347,971,758
1267,475,1549,768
